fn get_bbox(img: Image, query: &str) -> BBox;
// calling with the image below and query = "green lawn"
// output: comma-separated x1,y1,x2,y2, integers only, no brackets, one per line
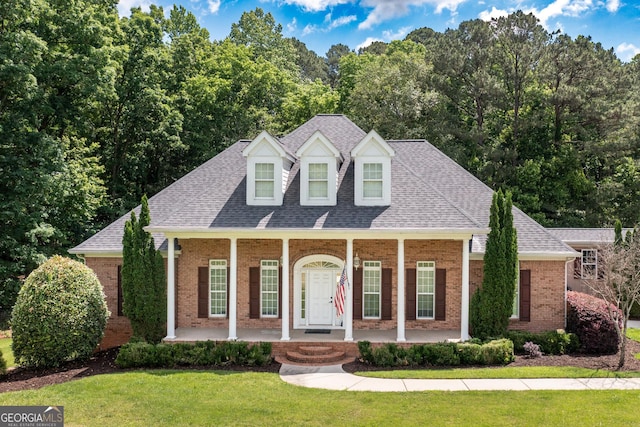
1,370,640,426
0,338,14,368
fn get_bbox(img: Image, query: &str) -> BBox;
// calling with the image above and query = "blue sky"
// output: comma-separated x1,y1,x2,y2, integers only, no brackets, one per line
117,0,640,62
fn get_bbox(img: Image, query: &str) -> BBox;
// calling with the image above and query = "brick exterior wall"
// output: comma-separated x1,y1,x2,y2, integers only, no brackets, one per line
469,259,567,333
86,239,568,348
85,257,132,349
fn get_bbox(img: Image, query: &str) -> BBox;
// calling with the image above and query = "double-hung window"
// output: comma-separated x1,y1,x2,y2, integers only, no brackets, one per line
417,261,435,319
261,260,279,317
209,260,227,317
363,261,381,318
308,163,328,199
255,163,275,199
512,268,520,318
581,249,597,279
363,163,383,199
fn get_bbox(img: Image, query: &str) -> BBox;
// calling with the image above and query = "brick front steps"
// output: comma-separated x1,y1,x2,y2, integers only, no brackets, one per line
278,345,355,366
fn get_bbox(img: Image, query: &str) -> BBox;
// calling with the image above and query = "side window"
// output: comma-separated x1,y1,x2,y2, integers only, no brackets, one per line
363,261,381,318
363,163,383,199
261,260,279,317
417,261,435,319
255,163,275,199
209,260,227,317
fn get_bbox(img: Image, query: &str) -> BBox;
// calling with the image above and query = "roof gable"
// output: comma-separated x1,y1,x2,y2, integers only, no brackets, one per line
242,130,294,160
351,130,395,158
295,130,342,159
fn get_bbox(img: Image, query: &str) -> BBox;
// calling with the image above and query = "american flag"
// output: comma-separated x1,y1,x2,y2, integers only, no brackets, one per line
335,265,348,317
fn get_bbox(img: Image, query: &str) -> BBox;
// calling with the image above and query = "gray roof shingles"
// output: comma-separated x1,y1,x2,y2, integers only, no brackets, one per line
70,114,574,256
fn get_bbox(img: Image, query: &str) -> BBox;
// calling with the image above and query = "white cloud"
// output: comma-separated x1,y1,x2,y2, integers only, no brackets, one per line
357,36,383,51
116,0,152,16
358,0,466,30
617,42,640,62
302,23,318,36
478,6,508,21
328,14,358,29
287,17,298,34
207,0,221,14
382,25,413,40
606,0,620,12
281,0,352,12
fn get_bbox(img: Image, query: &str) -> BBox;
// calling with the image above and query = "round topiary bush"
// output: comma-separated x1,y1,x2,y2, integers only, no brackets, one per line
11,256,109,368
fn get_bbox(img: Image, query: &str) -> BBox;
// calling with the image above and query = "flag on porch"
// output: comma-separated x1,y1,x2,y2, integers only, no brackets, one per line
335,265,348,317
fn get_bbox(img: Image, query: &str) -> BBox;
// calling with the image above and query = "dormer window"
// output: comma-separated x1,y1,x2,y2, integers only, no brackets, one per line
351,130,395,206
242,131,295,206
309,163,329,198
363,163,383,199
296,131,342,206
255,163,275,199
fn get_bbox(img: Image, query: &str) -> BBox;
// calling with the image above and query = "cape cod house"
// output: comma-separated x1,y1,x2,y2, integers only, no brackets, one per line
70,115,577,351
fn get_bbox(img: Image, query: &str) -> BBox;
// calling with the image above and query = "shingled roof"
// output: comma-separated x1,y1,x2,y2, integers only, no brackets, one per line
70,114,575,257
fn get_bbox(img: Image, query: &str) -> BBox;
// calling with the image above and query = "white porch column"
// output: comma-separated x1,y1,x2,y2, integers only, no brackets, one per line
281,238,290,341
228,237,238,340
397,238,406,342
344,238,354,341
166,236,176,339
461,238,470,341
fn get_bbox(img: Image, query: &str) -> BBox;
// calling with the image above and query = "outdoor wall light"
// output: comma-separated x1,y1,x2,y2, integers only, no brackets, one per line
353,253,361,270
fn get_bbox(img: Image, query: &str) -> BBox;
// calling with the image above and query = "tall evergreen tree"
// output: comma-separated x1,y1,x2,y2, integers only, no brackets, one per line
121,195,166,343
470,189,518,339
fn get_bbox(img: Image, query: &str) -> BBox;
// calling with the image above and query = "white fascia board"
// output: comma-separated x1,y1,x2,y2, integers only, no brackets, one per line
144,226,487,241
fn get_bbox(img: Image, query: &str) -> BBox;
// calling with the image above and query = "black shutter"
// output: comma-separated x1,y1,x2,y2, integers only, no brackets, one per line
197,267,209,318
117,265,123,317
381,268,392,320
249,267,260,319
435,269,446,321
406,268,416,321
519,270,531,322
353,268,363,320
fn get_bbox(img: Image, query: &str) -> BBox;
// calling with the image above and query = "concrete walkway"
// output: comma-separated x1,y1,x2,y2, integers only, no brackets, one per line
279,364,640,392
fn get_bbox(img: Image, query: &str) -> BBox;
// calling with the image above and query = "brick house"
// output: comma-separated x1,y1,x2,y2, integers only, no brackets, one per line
70,115,576,350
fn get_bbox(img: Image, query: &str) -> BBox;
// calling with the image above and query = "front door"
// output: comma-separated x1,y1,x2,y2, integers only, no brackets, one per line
308,269,334,325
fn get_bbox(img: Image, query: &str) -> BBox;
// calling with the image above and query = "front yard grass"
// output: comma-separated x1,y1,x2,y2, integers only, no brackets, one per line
1,370,639,426
0,338,14,368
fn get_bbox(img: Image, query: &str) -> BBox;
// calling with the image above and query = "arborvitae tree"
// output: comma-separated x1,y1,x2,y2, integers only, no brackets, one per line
122,195,166,343
470,189,518,339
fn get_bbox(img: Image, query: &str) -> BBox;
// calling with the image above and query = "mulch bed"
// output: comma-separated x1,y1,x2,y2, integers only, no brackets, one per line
3,340,640,394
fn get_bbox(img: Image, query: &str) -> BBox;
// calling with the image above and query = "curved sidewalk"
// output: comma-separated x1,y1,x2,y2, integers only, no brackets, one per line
279,364,640,392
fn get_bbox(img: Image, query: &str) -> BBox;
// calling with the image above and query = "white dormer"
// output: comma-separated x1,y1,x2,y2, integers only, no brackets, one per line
351,130,395,206
295,131,342,206
242,131,295,206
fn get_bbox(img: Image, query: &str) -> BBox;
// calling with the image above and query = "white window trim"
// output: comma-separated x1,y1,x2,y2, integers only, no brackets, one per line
261,260,279,318
363,261,381,319
416,261,435,320
299,158,338,206
581,249,598,279
209,259,227,318
254,163,275,200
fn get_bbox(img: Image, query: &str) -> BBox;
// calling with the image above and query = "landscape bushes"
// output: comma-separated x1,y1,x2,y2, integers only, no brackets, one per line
357,339,514,367
115,341,273,368
11,256,109,368
566,291,621,354
0,349,6,374
505,330,580,355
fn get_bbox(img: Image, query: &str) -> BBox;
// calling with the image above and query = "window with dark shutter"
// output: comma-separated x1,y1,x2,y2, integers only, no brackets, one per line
435,269,446,321
519,269,531,322
278,266,282,319
381,268,392,320
197,266,208,318
406,268,416,321
352,268,363,320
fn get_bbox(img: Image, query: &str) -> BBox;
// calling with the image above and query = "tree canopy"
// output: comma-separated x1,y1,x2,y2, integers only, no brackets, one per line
2,6,639,317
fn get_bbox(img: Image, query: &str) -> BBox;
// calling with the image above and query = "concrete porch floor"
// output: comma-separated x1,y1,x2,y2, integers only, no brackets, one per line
166,327,460,344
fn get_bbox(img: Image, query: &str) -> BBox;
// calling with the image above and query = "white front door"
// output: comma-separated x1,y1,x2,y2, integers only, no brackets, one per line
308,269,334,325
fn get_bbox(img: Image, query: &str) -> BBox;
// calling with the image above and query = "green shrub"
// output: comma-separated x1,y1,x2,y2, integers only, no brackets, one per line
506,330,579,355
481,339,514,365
357,340,514,368
115,341,273,369
11,256,109,368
